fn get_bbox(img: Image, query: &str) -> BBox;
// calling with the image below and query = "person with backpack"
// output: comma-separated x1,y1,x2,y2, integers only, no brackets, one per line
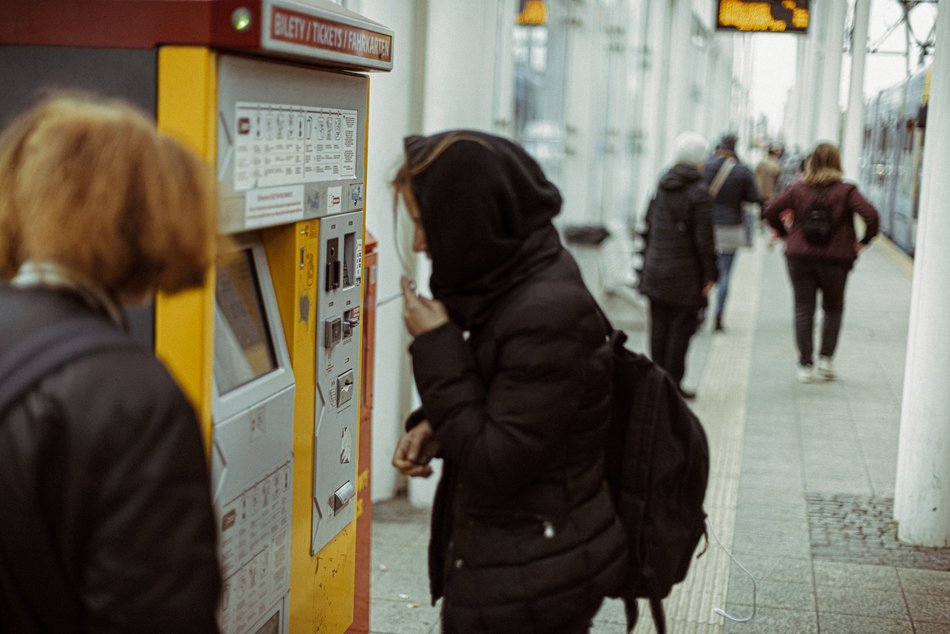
389,131,628,633
763,142,880,383
639,132,718,400
0,94,221,631
704,133,763,333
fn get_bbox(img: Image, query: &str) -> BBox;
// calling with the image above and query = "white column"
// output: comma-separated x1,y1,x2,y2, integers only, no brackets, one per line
894,3,950,547
491,0,519,137
842,0,870,179
560,0,597,227
353,0,425,503
410,0,509,507
421,1,500,132
635,0,673,219
789,36,808,150
797,0,823,150
666,0,693,139
815,0,847,141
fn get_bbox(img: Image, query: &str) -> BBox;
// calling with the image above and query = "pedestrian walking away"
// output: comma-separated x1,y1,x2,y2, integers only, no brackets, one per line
704,133,762,333
0,93,222,633
639,132,718,400
763,142,880,383
390,130,628,634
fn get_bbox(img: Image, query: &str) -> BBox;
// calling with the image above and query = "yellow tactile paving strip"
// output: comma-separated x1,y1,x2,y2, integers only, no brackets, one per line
632,240,766,633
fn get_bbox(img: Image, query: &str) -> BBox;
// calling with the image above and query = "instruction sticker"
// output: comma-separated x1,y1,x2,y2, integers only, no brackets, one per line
327,185,343,215
234,102,358,191
245,185,305,228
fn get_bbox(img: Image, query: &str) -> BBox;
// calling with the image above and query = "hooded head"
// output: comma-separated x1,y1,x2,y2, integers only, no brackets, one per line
392,130,563,327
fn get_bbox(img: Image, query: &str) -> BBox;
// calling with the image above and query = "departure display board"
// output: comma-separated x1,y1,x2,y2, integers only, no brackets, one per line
716,0,810,33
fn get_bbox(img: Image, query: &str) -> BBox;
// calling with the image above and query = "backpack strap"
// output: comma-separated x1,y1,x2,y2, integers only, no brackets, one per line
708,158,736,198
0,317,136,415
0,317,139,631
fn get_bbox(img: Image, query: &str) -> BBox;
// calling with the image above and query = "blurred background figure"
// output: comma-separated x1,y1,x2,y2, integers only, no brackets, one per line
763,142,880,383
704,134,762,333
639,132,718,399
0,93,221,633
755,143,785,203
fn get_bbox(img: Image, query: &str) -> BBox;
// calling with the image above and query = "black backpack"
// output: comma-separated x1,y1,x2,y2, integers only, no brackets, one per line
601,322,710,634
802,184,853,246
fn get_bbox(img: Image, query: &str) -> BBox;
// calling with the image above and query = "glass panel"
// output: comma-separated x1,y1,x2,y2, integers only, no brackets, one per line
513,0,568,183
214,249,278,394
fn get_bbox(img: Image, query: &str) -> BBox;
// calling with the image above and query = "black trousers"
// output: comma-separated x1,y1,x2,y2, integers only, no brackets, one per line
786,258,850,366
649,298,700,387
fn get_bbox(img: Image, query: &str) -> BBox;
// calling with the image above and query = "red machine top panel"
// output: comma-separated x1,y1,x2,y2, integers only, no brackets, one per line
2,0,394,72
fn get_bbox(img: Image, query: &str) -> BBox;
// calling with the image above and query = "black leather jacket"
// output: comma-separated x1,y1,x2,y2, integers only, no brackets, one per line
0,284,221,633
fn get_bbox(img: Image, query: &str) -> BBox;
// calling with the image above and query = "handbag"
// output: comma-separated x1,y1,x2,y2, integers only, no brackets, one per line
714,224,748,252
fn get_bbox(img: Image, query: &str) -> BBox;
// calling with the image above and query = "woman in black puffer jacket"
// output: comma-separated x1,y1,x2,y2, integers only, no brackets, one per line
390,131,628,633
639,132,718,399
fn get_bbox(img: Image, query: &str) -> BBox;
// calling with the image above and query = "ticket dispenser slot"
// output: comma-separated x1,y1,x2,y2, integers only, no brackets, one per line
211,242,295,634
325,238,340,292
313,211,363,554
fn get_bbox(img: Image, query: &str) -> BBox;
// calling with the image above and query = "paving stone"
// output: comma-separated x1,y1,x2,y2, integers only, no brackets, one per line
913,622,950,634
726,578,815,611
370,598,440,634
897,568,950,596
906,592,950,624
815,585,910,620
724,554,813,585
817,612,913,633
720,604,818,634
812,561,899,590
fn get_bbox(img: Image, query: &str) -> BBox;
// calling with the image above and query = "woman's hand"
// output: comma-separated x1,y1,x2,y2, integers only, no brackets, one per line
392,420,441,478
402,277,449,336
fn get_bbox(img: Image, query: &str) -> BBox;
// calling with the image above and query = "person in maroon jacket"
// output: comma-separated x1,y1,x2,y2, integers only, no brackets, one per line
764,142,880,383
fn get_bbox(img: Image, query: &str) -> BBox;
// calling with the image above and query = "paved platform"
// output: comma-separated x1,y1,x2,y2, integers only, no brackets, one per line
368,235,950,633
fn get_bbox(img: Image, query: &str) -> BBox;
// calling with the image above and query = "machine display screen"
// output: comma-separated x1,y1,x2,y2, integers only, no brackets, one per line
214,249,279,394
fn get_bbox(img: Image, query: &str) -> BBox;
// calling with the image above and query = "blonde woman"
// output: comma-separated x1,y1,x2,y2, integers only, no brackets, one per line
764,142,880,383
390,131,627,633
0,94,221,631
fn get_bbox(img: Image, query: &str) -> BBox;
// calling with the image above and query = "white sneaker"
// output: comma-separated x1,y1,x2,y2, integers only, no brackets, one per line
817,356,835,380
797,364,816,383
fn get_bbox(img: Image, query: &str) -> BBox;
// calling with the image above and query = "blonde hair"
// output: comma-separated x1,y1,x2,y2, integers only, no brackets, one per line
391,133,494,217
0,93,216,296
804,142,844,186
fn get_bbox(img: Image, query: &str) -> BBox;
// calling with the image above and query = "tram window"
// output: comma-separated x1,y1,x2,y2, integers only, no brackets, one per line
879,128,889,154
904,120,914,153
214,249,278,394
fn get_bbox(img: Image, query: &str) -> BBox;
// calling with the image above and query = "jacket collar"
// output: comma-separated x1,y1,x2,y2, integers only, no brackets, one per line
12,261,127,329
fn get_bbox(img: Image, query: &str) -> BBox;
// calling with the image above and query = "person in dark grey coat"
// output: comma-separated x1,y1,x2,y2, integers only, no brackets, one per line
390,131,627,633
0,95,221,632
640,132,718,399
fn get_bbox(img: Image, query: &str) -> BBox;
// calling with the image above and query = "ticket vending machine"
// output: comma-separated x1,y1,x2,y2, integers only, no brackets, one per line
212,241,296,633
1,2,391,632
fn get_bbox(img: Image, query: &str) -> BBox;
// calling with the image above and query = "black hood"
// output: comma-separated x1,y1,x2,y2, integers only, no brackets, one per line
659,163,704,192
403,130,563,329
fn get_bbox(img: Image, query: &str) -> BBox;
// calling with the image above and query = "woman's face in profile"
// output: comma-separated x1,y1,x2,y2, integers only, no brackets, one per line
406,198,430,257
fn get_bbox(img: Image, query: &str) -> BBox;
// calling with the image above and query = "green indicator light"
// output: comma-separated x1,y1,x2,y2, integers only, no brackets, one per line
232,8,253,32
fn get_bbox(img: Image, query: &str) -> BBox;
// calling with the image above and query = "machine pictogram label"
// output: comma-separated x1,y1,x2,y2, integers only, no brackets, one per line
234,101,358,191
